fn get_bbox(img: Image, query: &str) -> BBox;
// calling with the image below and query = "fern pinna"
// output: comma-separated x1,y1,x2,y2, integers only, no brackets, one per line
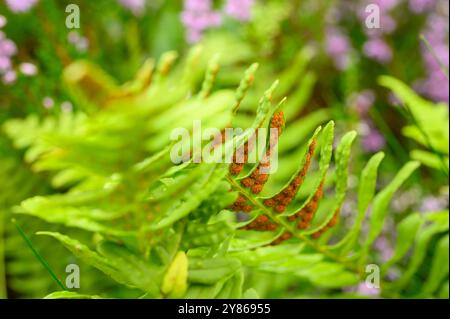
2,50,448,299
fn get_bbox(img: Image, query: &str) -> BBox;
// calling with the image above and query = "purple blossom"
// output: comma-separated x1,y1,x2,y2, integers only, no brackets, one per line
423,43,449,72
364,14,397,37
361,123,386,153
118,0,146,16
181,0,222,43
2,69,16,85
67,31,79,45
409,0,436,13
380,15,397,34
185,0,211,11
355,282,381,297
325,28,352,70
374,236,393,262
420,196,448,212
19,62,37,76
369,0,400,11
42,97,54,109
0,38,18,57
5,0,39,13
421,14,448,47
67,31,89,53
225,0,253,21
417,13,449,103
0,29,17,77
363,38,392,63
326,29,350,55
417,72,449,103
343,280,380,297
0,56,12,72
350,90,376,115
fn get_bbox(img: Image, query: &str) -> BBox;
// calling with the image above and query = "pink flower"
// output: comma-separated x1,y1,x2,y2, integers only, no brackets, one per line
417,13,449,103
417,72,449,103
362,129,386,153
0,26,17,77
185,0,211,11
325,28,352,70
374,236,393,262
0,56,12,73
118,0,146,16
360,119,386,153
326,30,350,56
67,31,89,52
225,0,253,21
181,0,223,43
5,0,39,13
356,282,380,297
42,97,55,109
19,62,38,76
362,0,399,12
409,0,436,13
363,38,392,63
423,43,449,73
420,196,448,212
0,38,18,57
2,70,16,85
67,31,80,44
350,90,376,115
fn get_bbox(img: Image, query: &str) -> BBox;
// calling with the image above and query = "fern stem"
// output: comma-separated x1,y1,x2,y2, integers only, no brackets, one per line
12,219,66,291
226,175,363,277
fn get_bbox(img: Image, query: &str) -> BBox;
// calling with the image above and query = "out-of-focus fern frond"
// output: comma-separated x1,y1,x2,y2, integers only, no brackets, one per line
0,135,61,298
379,76,449,175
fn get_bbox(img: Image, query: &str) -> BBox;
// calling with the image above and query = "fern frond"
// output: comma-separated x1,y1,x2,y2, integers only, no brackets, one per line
4,52,443,299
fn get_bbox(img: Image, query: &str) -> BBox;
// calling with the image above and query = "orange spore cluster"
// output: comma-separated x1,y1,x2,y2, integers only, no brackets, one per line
244,214,278,231
229,195,253,212
263,139,317,212
240,112,285,194
285,180,325,230
311,207,340,239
